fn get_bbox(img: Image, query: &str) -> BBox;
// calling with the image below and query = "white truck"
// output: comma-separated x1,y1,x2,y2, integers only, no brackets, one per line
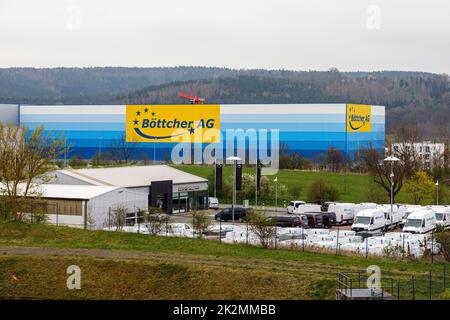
351,208,386,234
430,206,450,229
403,209,437,234
328,203,356,225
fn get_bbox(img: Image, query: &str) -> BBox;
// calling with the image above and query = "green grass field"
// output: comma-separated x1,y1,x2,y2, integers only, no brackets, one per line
0,222,449,299
173,165,448,206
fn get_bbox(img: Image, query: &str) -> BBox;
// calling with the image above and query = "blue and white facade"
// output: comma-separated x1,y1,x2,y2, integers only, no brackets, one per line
1,103,385,161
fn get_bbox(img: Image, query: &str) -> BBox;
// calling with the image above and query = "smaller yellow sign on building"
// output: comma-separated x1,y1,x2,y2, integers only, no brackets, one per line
346,104,372,132
126,105,221,143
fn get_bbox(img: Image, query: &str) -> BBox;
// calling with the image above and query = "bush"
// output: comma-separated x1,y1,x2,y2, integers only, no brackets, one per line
192,211,212,238
69,155,86,168
306,177,340,205
247,210,276,248
435,231,450,262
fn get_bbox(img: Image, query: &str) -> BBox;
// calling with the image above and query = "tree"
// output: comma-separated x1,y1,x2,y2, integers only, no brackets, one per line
326,146,343,172
0,124,64,221
306,177,340,205
110,205,127,231
110,133,139,164
247,210,276,248
403,171,434,204
361,136,422,203
192,211,212,238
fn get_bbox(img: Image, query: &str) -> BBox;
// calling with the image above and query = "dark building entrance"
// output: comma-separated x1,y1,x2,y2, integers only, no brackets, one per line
149,180,173,214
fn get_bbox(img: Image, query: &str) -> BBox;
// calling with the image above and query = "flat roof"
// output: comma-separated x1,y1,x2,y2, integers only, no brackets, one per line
57,165,207,188
1,184,119,200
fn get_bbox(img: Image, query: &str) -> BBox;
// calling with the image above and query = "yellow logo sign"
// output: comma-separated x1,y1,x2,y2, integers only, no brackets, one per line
126,105,221,143
346,104,371,132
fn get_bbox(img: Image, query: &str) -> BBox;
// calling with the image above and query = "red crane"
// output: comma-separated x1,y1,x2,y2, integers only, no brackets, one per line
178,92,205,104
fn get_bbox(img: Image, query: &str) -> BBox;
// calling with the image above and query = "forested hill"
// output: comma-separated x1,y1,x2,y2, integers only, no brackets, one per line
0,67,449,138
119,72,450,138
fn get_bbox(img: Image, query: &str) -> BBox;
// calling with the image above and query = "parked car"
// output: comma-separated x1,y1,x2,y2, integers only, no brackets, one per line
269,215,308,228
403,209,437,234
208,197,219,210
301,212,324,228
287,200,306,214
322,211,336,228
215,207,251,222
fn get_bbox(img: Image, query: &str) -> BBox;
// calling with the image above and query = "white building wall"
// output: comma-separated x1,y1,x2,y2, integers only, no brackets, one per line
88,188,148,229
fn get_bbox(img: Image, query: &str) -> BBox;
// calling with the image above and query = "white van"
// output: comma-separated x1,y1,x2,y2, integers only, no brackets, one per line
377,205,402,229
353,203,377,215
403,209,437,234
351,208,386,234
287,200,306,214
208,197,219,210
400,205,422,227
294,204,322,214
328,203,356,225
430,206,450,229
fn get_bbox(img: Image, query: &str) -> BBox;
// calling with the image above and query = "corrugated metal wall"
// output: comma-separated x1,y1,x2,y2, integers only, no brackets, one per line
19,104,385,161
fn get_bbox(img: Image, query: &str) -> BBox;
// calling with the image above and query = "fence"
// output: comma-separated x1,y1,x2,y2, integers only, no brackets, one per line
337,265,450,300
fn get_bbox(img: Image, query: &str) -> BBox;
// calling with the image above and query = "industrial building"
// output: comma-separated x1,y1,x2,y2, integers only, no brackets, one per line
0,103,385,161
1,183,149,229
48,165,209,214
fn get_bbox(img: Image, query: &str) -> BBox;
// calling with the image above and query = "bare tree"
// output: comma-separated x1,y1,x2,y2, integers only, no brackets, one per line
362,138,421,202
110,133,139,164
111,205,127,231
0,124,64,221
247,210,276,248
145,207,170,235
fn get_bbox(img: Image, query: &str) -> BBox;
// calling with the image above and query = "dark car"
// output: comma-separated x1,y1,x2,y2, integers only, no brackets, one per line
215,207,251,222
322,212,336,228
303,212,325,228
269,215,308,228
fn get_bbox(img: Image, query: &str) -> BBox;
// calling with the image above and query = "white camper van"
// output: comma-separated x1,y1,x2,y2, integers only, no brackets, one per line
287,201,306,214
351,208,386,234
403,209,437,234
430,206,450,229
328,203,356,225
400,205,422,227
378,205,402,230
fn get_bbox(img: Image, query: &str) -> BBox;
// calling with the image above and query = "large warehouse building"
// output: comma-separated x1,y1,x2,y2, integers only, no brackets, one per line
0,103,385,161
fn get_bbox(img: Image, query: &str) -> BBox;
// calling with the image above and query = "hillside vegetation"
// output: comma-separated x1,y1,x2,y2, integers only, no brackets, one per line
0,222,449,299
1,67,449,137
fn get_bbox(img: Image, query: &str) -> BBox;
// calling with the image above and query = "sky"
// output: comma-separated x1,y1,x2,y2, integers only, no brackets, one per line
0,0,449,73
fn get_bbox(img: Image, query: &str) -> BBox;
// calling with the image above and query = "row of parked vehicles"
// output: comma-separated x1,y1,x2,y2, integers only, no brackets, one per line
213,199,450,235
287,200,450,234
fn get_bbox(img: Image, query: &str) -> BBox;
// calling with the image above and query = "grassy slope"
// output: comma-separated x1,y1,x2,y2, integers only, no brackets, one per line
0,222,449,299
173,165,447,206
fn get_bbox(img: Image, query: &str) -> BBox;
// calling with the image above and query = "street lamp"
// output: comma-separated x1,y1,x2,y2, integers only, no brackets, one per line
435,180,439,205
383,156,400,227
226,156,241,225
274,176,278,209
